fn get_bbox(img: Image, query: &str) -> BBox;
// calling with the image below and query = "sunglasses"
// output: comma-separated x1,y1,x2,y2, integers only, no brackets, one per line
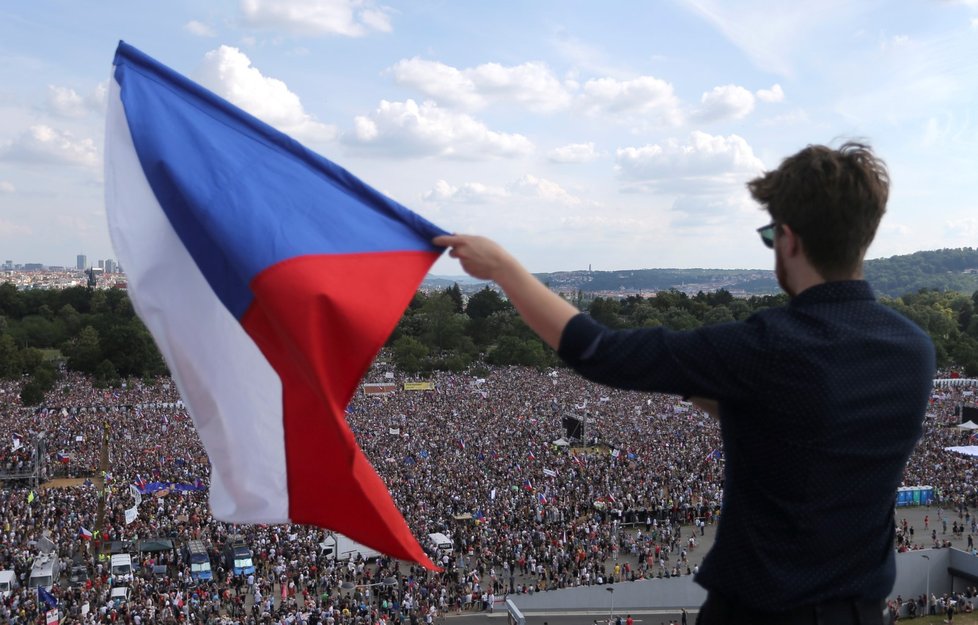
756,222,776,249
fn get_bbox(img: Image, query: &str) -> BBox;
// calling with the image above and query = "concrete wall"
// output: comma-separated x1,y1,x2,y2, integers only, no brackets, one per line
511,548,978,614
511,576,706,613
891,548,950,600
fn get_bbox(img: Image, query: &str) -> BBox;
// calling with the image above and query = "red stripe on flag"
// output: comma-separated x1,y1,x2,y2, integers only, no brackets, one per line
244,250,438,569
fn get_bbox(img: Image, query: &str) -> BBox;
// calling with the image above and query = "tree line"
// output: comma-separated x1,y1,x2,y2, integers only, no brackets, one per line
0,283,166,404
0,280,975,407
391,284,978,377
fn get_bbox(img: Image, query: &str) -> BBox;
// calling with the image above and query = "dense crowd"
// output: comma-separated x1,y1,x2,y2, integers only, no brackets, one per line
0,364,976,624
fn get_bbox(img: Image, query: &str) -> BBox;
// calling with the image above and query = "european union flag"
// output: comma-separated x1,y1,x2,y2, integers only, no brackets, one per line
38,585,58,609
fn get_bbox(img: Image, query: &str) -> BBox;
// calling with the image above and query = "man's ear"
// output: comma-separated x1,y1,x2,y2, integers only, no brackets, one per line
778,223,802,258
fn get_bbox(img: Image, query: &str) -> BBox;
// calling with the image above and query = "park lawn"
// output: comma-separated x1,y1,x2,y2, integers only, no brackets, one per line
911,614,978,624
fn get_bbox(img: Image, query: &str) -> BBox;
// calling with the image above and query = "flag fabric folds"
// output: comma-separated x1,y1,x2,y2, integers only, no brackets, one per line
105,41,445,568
38,586,58,609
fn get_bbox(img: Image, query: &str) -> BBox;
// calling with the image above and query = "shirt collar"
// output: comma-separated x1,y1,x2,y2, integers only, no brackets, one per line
788,280,875,308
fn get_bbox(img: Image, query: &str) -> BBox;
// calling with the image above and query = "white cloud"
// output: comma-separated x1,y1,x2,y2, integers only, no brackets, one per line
466,61,571,112
0,125,99,168
971,17,978,30
0,220,31,237
692,84,755,122
347,99,534,159
757,109,810,127
510,174,582,206
945,218,978,239
669,193,757,229
548,142,599,163
0,181,14,193
580,76,683,125
47,83,106,117
389,59,480,109
615,131,764,184
196,46,337,143
879,33,911,51
422,175,583,207
422,179,508,203
679,0,859,77
879,223,911,237
184,20,217,37
47,86,86,117
756,84,784,103
240,0,392,37
390,58,571,112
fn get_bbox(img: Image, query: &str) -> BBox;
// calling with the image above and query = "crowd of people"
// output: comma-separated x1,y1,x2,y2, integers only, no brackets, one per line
0,364,976,624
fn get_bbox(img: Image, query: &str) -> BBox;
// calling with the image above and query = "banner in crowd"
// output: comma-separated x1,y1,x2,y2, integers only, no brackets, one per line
403,382,434,391
133,481,206,495
105,41,443,569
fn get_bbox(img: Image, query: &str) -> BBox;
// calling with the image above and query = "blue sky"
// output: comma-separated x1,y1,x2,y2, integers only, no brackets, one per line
1,1,976,274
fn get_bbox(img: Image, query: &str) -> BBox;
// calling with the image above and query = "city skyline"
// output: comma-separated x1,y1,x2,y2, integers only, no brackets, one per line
1,2,977,274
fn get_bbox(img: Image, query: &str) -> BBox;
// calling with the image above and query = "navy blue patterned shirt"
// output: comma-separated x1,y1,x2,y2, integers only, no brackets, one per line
558,280,935,611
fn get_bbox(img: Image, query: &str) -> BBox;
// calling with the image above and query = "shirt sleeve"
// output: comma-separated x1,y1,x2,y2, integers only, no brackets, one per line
557,312,765,402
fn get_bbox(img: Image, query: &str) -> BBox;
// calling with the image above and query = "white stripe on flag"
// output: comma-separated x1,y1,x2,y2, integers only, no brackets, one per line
105,76,289,522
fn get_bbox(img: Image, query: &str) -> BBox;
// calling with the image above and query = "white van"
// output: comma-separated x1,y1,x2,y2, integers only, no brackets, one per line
0,569,19,598
110,553,133,583
427,532,453,556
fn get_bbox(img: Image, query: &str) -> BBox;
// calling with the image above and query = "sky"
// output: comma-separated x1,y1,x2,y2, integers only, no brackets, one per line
1,1,977,275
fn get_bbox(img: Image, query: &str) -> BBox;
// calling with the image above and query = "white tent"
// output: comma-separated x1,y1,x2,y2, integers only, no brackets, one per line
945,446,978,458
957,421,978,430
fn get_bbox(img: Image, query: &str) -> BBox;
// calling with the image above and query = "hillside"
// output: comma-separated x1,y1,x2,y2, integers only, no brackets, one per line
428,247,978,298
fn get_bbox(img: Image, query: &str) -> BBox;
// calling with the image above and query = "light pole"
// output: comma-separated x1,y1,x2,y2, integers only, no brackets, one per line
606,586,615,624
921,554,931,616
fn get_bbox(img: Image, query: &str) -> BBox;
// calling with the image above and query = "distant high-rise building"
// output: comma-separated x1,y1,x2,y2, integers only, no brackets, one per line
98,259,105,270
24,263,44,271
104,259,117,274
3,260,11,271
76,254,87,270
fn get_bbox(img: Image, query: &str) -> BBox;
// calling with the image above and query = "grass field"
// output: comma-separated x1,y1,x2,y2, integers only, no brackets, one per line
904,614,978,623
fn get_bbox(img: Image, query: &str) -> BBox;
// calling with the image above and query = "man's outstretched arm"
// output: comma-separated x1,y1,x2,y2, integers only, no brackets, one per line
433,234,579,350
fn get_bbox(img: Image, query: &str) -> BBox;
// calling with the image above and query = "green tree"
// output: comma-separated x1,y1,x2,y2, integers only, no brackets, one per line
444,283,464,314
0,283,23,317
63,326,102,374
94,359,121,388
391,335,429,374
465,287,508,319
20,380,45,406
18,347,44,375
588,298,622,328
11,315,60,348
487,336,551,368
0,334,20,378
420,293,469,354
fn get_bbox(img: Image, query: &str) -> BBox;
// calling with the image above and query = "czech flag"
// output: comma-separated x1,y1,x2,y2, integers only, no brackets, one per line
79,527,93,541
105,42,444,568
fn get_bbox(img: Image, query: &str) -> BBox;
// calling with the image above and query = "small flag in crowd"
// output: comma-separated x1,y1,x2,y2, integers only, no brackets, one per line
38,586,58,609
78,527,93,541
105,42,444,569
